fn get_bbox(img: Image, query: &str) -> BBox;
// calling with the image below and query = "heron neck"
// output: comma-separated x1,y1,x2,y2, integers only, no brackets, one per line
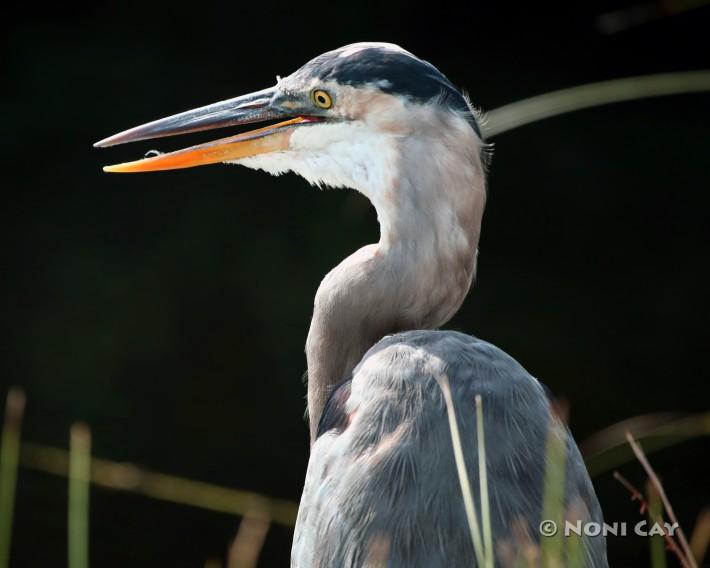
305,127,487,441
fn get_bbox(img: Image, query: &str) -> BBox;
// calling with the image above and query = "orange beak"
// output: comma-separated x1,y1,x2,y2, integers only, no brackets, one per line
94,86,313,173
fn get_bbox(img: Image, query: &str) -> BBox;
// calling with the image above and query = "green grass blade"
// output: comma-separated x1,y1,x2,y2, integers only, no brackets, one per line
540,416,567,568
0,388,25,568
583,412,710,477
484,71,710,138
437,373,486,567
647,480,668,568
68,423,91,568
20,442,298,526
566,521,584,567
475,395,494,568
689,510,710,566
228,512,271,568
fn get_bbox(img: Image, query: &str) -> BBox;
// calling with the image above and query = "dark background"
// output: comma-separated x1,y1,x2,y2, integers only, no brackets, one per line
2,1,709,566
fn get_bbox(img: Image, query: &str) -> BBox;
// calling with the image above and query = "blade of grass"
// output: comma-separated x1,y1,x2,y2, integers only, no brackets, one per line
689,510,710,566
539,415,567,568
647,480,667,568
436,373,486,567
565,503,584,568
68,423,91,568
475,395,494,568
582,412,710,477
228,512,271,568
0,388,25,568
484,71,710,138
614,471,689,567
626,432,697,568
20,442,298,526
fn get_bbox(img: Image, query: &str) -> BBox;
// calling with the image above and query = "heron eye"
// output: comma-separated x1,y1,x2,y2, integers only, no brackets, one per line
311,89,333,109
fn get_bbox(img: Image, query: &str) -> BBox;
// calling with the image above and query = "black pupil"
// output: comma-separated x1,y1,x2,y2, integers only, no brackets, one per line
318,94,326,104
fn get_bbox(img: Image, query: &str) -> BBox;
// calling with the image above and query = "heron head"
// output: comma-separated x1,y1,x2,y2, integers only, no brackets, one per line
95,43,482,197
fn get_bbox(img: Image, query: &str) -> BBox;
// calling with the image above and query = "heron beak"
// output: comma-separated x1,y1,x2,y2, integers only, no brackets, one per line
94,87,309,173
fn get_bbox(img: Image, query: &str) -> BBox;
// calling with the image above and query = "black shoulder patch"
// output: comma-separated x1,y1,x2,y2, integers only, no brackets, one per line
316,379,353,439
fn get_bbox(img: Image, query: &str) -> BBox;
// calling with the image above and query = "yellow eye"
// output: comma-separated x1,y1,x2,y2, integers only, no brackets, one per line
311,89,333,109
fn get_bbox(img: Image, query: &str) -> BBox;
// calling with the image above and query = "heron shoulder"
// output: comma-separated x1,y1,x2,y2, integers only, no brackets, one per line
317,329,547,440
295,330,607,567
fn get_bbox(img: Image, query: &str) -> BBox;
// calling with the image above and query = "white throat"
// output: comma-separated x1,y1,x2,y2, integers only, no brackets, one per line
236,121,398,197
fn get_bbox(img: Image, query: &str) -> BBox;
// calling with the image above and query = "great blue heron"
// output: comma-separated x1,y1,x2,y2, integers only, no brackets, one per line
96,42,608,567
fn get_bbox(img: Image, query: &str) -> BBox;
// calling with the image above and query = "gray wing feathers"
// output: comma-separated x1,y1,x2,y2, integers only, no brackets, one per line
292,330,607,567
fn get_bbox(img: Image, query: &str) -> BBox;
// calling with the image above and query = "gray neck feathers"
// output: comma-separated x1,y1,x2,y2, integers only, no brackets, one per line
305,114,487,440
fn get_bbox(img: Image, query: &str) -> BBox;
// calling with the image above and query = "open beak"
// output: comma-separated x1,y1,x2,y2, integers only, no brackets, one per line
94,86,311,173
